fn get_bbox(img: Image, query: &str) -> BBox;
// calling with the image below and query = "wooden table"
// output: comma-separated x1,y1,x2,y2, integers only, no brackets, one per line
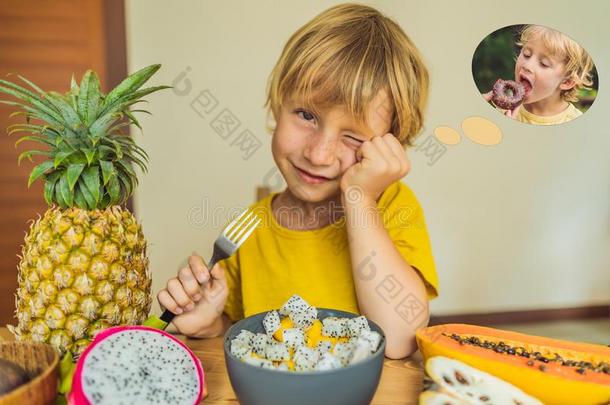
0,327,425,404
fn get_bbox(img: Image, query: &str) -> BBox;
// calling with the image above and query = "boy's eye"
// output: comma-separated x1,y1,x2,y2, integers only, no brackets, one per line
344,135,363,146
295,109,316,122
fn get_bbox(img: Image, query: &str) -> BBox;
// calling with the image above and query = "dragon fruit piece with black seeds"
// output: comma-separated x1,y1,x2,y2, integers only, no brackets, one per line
265,342,291,361
347,316,370,337
233,329,256,346
359,330,382,353
349,338,372,365
230,339,252,358
332,342,355,367
315,352,342,371
251,333,269,357
294,346,319,371
282,328,305,348
321,316,349,338
243,354,275,369
68,325,204,405
263,310,281,336
289,305,318,330
279,294,311,316
316,340,333,355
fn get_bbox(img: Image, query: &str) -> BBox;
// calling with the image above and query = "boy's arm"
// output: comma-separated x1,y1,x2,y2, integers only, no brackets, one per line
340,134,429,359
343,193,429,359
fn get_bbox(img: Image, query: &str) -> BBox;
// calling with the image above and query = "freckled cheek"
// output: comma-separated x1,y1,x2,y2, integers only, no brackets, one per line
273,125,309,156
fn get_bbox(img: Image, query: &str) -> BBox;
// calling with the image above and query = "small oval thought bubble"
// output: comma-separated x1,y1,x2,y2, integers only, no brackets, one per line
433,126,461,145
461,116,502,145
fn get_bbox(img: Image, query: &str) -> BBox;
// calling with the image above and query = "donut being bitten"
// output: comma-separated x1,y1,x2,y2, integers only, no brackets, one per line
491,79,525,110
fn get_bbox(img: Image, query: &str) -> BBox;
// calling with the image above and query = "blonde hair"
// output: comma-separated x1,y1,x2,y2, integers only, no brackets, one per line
264,2,429,147
517,25,594,102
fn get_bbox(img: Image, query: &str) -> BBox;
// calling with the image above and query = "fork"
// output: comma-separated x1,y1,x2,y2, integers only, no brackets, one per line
144,207,261,330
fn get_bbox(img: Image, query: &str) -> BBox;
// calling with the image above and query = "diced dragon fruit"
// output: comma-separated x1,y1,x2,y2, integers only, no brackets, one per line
332,342,355,367
265,342,291,361
316,340,333,355
321,316,349,338
290,305,318,330
282,328,305,348
243,354,274,369
315,352,342,371
251,333,269,357
359,330,382,353
230,339,252,358
349,337,372,365
263,310,281,336
279,294,311,316
233,329,256,346
294,346,319,371
346,316,370,337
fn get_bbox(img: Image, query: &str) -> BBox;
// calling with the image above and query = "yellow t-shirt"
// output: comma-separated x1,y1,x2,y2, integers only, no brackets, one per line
515,102,582,125
218,181,439,322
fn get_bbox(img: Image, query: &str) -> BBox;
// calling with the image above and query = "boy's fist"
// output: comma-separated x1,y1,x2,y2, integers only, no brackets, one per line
340,133,410,203
157,254,228,336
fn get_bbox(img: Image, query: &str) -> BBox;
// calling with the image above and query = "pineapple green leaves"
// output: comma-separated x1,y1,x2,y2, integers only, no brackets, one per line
0,64,170,209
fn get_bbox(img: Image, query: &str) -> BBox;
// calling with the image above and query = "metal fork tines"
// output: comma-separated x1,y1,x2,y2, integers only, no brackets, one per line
210,208,261,266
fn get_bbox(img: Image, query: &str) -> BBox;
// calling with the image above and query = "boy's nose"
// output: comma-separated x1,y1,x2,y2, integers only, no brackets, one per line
304,134,337,166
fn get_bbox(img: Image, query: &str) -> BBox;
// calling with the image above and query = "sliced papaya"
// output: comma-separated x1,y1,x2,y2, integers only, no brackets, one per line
416,324,610,405
422,356,542,404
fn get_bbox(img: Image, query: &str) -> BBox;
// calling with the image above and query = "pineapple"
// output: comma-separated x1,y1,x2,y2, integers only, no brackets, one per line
0,64,170,356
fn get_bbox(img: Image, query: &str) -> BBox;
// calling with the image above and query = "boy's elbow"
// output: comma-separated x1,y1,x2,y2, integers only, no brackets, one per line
383,313,430,359
384,336,419,359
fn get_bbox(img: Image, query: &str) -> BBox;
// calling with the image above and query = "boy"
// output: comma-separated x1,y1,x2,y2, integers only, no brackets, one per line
158,3,438,359
484,25,594,125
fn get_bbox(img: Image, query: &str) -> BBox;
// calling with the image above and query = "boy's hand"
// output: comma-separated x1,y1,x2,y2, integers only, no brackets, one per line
502,103,521,118
157,254,228,336
340,133,410,203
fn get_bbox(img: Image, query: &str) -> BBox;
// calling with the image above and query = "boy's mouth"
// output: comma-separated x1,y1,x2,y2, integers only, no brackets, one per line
293,164,334,184
518,74,533,95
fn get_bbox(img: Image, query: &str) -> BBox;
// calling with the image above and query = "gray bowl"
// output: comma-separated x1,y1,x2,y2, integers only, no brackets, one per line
223,308,386,405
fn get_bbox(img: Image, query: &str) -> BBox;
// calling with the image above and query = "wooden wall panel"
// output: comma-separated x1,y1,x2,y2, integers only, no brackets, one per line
0,0,126,326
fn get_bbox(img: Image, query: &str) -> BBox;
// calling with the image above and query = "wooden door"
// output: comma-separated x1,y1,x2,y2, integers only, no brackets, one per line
0,0,127,325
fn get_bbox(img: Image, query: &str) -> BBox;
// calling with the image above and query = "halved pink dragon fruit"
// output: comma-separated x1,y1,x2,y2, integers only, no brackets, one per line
68,325,204,405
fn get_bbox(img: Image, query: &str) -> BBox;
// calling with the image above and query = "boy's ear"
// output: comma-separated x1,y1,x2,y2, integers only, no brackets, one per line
559,75,576,91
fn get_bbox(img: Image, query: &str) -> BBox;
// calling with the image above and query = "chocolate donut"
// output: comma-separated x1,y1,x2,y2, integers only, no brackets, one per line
491,79,525,110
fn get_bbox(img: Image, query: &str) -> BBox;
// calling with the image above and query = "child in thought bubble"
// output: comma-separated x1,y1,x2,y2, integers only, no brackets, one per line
158,3,439,359
484,25,594,125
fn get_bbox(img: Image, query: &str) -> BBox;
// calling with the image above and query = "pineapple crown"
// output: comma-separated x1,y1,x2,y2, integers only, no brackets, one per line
0,64,170,209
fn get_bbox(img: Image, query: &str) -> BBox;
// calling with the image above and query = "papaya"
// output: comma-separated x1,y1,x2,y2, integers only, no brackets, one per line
416,324,610,405
420,356,542,404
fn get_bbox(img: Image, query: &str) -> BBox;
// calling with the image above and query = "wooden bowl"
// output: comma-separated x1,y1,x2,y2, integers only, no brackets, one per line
0,342,59,405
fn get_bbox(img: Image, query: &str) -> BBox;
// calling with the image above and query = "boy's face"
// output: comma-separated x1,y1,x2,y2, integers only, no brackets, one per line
515,38,574,104
272,89,393,203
